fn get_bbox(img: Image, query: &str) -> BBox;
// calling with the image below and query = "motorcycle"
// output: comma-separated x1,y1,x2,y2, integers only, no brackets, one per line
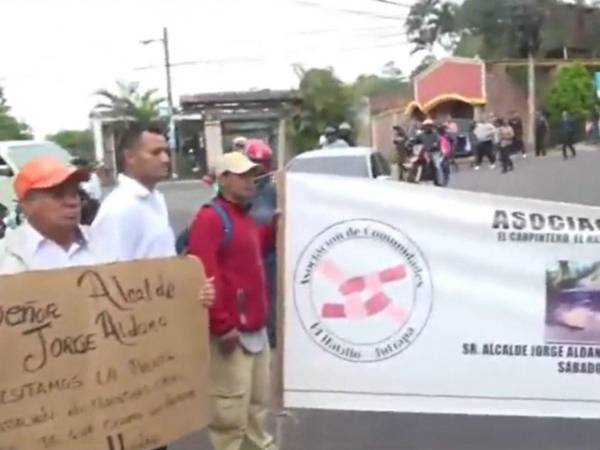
401,143,450,186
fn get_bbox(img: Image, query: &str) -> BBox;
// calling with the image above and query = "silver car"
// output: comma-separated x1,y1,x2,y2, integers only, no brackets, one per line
286,147,392,180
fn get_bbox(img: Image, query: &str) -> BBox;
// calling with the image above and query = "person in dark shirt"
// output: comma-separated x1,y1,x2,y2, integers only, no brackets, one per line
535,111,549,157
508,111,525,157
417,119,448,185
0,203,7,239
246,139,278,348
338,122,354,146
560,111,577,159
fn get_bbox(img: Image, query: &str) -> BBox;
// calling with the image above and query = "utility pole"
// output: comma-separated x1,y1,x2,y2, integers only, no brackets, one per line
527,50,536,156
162,27,178,178
162,27,179,179
162,27,174,119
141,27,178,178
512,0,543,154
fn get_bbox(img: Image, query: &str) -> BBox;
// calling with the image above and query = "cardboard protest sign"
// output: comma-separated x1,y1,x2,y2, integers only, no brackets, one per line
0,257,209,450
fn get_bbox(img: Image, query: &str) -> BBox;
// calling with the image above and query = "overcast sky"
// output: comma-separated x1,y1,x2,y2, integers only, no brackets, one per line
1,0,428,137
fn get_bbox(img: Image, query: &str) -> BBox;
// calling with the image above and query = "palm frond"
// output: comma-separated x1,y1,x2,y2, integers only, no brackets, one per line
93,102,117,110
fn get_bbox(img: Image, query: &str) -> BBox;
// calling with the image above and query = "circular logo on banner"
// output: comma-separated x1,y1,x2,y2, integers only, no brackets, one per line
293,219,433,363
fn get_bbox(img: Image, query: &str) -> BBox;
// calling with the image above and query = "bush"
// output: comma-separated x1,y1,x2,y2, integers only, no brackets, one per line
545,64,595,125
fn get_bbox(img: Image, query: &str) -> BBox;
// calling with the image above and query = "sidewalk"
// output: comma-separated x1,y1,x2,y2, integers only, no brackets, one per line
563,142,600,153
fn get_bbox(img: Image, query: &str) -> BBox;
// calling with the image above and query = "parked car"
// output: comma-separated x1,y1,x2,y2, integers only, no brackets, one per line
286,147,392,180
453,132,474,158
0,141,73,224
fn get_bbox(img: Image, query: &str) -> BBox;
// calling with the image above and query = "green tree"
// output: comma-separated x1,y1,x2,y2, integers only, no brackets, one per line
454,0,512,58
454,0,558,59
405,0,459,54
0,87,32,140
546,64,595,124
46,129,95,160
410,54,437,80
381,61,404,79
94,81,166,125
352,61,408,100
287,66,353,153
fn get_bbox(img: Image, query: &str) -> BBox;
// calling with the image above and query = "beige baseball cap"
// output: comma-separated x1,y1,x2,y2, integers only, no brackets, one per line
215,151,261,177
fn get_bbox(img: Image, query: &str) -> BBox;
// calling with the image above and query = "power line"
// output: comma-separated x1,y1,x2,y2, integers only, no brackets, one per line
133,39,411,71
131,27,406,71
0,27,404,83
339,40,411,52
286,0,406,21
213,24,401,47
368,0,412,7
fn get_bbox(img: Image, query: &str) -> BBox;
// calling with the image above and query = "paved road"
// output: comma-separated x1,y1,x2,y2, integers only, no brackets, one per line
160,180,213,235
165,147,600,450
449,146,600,206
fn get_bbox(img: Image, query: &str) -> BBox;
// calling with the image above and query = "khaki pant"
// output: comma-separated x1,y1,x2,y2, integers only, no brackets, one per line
209,338,275,450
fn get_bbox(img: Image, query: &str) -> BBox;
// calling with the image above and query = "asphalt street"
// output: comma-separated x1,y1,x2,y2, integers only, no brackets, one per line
449,145,600,206
165,146,600,450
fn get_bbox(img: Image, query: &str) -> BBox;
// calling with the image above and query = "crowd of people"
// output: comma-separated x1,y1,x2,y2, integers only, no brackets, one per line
318,122,354,148
0,123,279,450
393,109,578,177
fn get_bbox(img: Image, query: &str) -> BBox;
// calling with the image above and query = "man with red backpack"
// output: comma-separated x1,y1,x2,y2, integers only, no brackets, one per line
187,151,277,450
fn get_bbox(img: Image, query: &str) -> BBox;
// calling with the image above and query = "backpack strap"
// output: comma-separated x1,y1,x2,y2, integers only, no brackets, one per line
175,227,190,255
175,201,234,255
208,200,234,248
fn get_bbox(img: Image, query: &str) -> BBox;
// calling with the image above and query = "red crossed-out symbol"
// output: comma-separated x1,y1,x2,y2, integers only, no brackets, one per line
318,259,408,324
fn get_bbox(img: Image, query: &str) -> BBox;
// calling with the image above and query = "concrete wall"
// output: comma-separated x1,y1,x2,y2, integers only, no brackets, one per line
355,98,373,148
362,93,412,159
371,109,405,160
485,65,529,135
204,120,223,171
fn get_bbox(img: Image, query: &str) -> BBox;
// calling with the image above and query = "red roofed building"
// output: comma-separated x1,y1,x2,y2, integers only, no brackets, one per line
405,57,486,119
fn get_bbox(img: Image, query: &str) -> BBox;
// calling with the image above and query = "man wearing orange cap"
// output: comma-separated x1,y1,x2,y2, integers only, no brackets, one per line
0,156,112,274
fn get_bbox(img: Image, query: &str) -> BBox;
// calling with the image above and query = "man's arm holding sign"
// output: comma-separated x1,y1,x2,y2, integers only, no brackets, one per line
198,274,215,308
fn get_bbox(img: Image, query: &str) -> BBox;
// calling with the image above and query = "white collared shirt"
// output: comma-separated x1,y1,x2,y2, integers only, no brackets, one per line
22,222,98,271
81,173,102,200
92,174,175,261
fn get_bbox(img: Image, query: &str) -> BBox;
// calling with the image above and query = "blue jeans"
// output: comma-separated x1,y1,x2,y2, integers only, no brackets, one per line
431,152,445,186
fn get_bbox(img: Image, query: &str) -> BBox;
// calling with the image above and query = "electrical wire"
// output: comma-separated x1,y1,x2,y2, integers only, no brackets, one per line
367,0,412,7
0,26,405,82
209,24,402,48
132,38,411,71
285,0,406,21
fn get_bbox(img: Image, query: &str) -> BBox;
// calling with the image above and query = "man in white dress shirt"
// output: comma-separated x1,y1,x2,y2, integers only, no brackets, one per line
92,123,213,297
72,157,103,201
92,124,213,450
93,124,176,260
0,156,111,274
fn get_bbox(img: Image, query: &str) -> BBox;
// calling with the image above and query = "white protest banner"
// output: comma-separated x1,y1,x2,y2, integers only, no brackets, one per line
0,257,209,450
284,173,600,418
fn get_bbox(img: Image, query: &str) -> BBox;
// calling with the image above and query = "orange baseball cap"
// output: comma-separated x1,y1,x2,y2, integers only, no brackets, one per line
14,156,90,201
